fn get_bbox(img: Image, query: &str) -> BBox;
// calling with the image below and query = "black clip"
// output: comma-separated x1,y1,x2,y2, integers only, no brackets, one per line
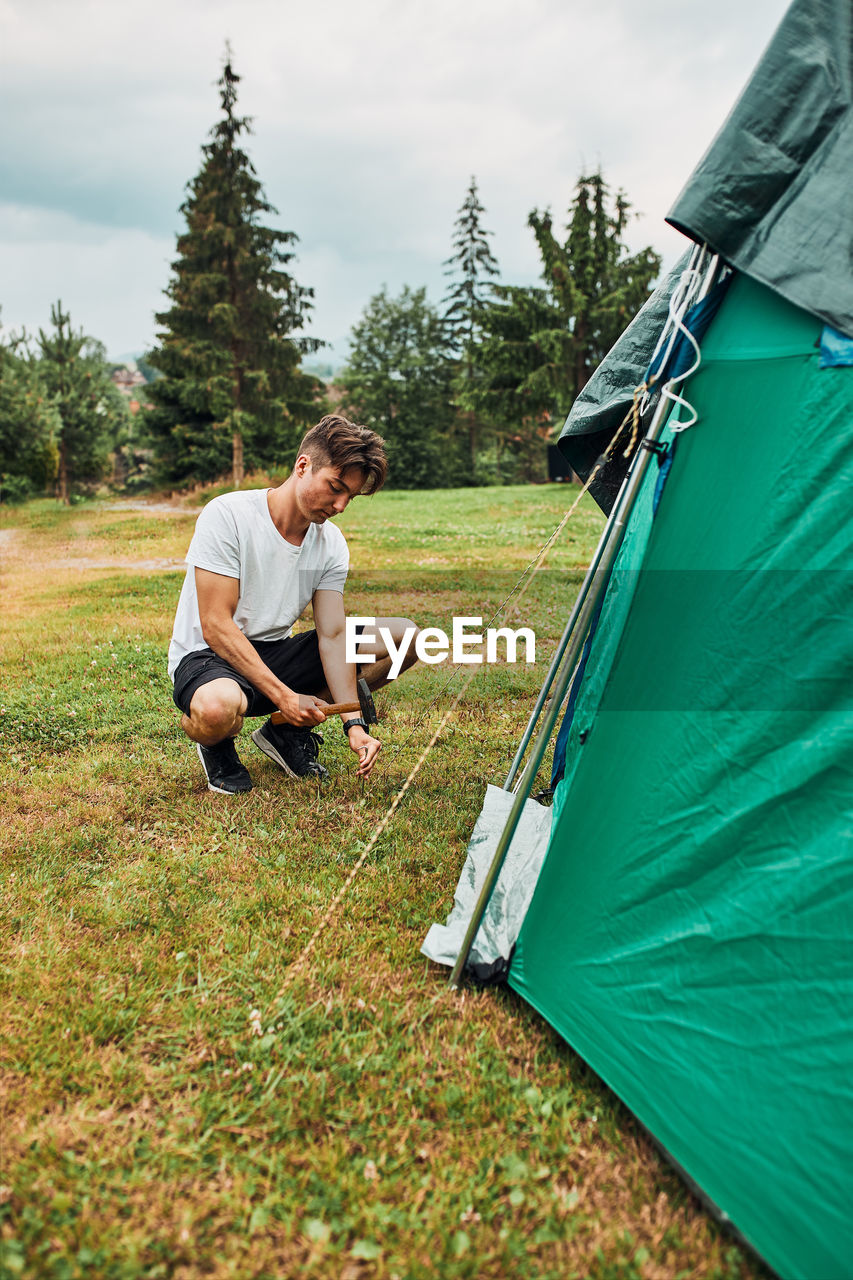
641,438,670,467
532,788,554,806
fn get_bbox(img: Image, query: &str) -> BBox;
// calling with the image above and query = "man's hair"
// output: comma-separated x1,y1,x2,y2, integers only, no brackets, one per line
297,415,388,495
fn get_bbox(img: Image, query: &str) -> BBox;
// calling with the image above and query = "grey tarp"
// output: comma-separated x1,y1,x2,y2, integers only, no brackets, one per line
556,256,687,512
667,0,853,338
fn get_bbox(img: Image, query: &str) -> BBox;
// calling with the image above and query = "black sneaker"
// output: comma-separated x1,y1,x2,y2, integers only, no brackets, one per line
251,720,329,781
196,738,253,794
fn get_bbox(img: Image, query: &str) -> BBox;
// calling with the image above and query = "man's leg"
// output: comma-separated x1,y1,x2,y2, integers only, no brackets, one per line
179,676,252,795
181,677,248,746
245,633,333,782
256,615,418,782
362,615,420,689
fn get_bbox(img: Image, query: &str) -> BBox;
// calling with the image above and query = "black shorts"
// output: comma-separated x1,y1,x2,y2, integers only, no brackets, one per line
171,631,328,718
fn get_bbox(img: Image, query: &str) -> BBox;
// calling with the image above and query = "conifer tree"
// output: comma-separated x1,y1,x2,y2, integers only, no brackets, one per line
146,53,320,489
444,177,500,352
0,327,59,503
339,286,456,489
526,171,660,405
465,283,559,481
443,177,500,474
37,302,124,503
472,171,660,477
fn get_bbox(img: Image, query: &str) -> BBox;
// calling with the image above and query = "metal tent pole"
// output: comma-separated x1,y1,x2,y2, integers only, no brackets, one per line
502,469,630,792
448,249,722,988
502,243,714,793
447,393,673,989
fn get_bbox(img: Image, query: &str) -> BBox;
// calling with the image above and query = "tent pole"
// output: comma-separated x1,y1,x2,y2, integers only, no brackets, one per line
502,473,630,791
450,248,722,987
449,395,673,989
502,243,717,794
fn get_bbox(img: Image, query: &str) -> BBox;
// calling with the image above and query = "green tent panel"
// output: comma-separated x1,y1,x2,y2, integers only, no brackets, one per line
509,274,853,1280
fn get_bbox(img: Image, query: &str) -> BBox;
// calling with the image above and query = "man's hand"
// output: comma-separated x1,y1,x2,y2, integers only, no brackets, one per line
347,726,381,777
277,691,329,727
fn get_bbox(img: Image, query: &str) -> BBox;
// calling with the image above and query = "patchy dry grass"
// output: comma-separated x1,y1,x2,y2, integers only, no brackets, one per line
0,489,767,1279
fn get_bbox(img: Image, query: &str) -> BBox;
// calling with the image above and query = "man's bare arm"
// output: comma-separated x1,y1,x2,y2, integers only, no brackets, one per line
313,589,381,777
195,568,326,727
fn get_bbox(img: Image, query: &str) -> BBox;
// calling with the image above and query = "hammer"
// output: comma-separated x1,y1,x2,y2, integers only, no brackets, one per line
269,676,379,727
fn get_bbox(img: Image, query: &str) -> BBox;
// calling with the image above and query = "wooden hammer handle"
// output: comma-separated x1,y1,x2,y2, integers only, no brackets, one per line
270,701,360,725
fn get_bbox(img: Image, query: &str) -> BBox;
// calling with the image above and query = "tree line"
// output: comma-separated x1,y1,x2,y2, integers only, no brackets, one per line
343,176,660,487
0,55,661,502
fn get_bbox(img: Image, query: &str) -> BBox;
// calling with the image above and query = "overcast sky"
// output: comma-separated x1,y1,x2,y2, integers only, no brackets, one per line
0,0,791,362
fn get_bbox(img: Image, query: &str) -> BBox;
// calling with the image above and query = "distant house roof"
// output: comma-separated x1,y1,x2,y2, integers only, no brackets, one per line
112,367,147,395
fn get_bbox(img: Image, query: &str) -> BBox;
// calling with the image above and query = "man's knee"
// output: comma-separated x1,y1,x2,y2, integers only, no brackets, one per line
392,617,419,673
373,616,420,674
185,678,247,741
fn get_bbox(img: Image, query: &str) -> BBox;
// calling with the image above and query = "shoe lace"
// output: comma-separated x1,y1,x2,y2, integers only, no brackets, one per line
293,728,323,764
281,732,325,768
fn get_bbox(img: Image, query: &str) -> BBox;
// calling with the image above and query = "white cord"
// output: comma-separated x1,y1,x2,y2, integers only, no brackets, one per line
648,260,707,434
647,267,700,375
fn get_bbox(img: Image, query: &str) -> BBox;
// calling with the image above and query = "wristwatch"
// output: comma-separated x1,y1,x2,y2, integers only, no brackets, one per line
342,717,369,735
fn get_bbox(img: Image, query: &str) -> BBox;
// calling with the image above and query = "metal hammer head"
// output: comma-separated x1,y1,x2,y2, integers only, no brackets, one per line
357,677,379,726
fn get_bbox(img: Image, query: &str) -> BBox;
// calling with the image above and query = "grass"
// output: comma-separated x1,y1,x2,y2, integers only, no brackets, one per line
0,487,767,1280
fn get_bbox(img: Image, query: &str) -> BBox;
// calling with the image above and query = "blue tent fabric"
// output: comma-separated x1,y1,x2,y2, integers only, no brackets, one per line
820,325,853,368
652,438,678,515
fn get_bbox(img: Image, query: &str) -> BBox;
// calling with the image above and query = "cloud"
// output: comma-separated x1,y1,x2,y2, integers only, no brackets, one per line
0,207,173,353
0,0,791,355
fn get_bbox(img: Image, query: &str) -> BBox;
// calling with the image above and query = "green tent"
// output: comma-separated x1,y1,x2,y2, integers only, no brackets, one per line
512,269,853,1280
425,4,853,1275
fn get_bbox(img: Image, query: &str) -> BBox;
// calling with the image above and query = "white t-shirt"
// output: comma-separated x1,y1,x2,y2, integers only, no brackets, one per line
168,489,349,679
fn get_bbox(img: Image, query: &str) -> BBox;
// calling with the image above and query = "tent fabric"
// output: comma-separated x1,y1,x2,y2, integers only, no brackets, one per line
557,258,733,515
667,0,853,338
549,590,606,792
508,273,853,1280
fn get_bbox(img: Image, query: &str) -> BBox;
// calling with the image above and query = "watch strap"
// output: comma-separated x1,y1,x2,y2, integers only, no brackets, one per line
342,717,369,735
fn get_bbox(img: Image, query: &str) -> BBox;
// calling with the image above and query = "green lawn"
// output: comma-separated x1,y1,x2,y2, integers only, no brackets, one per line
0,487,766,1279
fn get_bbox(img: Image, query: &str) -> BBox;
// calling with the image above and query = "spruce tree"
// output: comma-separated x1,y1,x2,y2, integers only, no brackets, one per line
465,283,559,482
472,171,660,477
37,302,124,503
443,177,499,475
146,53,320,489
0,327,59,503
339,286,456,489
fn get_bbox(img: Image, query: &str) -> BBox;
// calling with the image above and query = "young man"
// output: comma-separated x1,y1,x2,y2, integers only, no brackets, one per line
168,415,418,794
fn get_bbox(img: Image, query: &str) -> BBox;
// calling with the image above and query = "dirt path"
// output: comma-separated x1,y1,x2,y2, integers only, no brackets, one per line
0,501,189,621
